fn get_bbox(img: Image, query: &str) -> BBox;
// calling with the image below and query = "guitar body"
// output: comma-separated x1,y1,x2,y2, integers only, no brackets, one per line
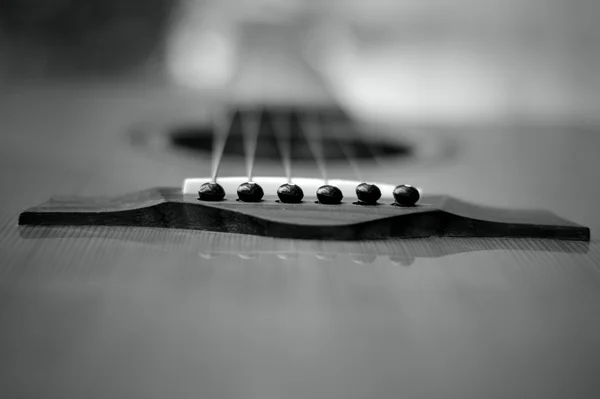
1,80,599,399
2,0,600,389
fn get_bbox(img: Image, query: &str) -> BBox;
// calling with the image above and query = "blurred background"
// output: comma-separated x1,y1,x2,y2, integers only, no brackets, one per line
0,0,599,124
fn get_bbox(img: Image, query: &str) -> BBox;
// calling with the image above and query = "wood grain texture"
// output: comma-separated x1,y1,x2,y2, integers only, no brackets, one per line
18,188,590,240
17,224,592,263
1,83,600,399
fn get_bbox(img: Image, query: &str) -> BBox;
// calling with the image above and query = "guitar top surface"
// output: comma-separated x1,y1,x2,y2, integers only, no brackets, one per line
1,83,600,399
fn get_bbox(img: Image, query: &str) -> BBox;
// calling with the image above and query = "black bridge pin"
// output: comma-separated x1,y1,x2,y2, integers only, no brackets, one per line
393,184,420,206
355,183,381,204
316,185,343,205
198,181,226,201
277,183,304,203
237,182,264,202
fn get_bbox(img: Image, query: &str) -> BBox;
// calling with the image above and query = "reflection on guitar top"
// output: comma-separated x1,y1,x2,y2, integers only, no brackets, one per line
17,225,591,269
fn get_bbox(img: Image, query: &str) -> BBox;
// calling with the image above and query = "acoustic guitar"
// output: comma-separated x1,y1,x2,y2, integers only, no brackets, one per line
1,10,599,399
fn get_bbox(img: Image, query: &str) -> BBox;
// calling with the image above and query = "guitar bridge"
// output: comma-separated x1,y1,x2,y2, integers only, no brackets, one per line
18,177,590,241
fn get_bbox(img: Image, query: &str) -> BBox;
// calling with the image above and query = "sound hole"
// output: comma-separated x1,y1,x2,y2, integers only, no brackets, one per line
169,108,411,162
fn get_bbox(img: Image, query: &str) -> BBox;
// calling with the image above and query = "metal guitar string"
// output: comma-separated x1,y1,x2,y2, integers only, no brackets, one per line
359,123,385,168
328,117,363,182
214,108,367,190
240,109,262,182
298,112,329,184
210,109,234,182
271,111,293,183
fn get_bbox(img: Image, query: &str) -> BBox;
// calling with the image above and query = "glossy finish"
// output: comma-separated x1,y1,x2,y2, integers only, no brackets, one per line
198,181,225,201
277,183,304,203
356,182,382,204
316,185,343,204
237,182,264,202
393,184,420,206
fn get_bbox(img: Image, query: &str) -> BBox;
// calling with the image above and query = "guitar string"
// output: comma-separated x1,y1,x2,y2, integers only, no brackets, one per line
329,117,363,182
214,108,364,185
356,120,385,168
298,112,328,183
241,108,262,182
210,109,234,182
271,111,293,183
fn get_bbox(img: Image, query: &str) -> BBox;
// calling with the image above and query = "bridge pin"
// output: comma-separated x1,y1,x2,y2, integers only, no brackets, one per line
277,183,304,203
237,182,264,202
355,183,381,204
316,185,343,204
198,182,226,201
393,184,420,206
